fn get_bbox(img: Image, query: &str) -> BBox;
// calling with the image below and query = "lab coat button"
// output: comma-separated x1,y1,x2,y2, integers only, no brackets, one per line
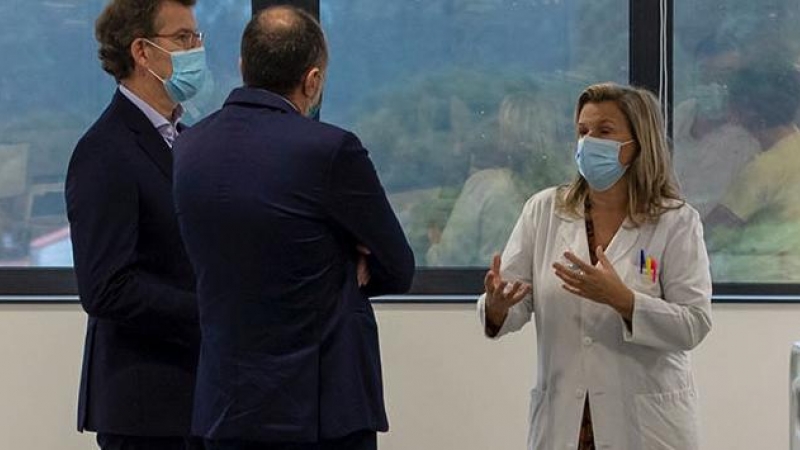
575,388,584,398
583,336,593,346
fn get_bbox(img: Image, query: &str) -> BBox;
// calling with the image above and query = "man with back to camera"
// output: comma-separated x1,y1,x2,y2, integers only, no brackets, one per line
172,6,415,450
65,1,208,449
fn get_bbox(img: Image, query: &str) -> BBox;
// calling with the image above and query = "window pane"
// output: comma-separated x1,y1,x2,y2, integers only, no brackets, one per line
0,0,248,267
674,0,800,282
321,0,629,267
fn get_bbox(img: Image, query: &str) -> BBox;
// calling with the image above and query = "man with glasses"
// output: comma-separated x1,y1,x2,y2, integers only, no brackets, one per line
65,1,208,449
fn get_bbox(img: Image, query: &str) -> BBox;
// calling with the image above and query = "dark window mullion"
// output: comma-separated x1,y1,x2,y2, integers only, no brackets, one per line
630,0,673,136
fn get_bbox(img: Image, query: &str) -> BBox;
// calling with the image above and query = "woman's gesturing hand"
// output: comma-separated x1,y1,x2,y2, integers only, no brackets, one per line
552,246,634,320
484,254,532,334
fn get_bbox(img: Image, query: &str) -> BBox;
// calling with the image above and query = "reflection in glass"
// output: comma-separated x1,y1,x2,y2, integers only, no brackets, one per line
427,92,565,266
321,0,628,267
675,0,800,282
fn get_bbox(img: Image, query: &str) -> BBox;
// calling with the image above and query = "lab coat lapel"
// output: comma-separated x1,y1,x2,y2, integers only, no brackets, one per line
604,219,640,267
555,215,592,265
555,213,640,268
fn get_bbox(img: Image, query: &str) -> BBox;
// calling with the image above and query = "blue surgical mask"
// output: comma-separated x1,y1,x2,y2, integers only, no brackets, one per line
306,87,323,120
308,95,322,120
146,40,208,103
575,136,634,191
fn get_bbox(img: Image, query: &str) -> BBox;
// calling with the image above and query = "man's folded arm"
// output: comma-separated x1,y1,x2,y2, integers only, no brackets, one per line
325,133,415,296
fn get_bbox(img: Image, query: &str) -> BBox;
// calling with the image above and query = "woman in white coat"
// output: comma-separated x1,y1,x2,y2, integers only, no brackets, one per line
478,83,712,450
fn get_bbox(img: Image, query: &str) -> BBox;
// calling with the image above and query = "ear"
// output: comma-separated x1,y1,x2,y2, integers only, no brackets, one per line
302,67,323,98
238,57,243,77
130,38,151,69
619,140,639,166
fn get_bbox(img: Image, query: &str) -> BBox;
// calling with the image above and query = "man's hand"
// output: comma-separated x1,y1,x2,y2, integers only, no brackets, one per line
356,244,371,287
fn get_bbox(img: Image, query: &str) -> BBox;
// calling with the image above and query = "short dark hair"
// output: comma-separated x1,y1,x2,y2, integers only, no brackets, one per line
95,0,196,81
241,6,327,95
694,33,739,60
729,63,800,130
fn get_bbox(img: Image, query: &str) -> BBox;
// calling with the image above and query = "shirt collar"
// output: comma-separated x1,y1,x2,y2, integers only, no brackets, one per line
118,84,183,132
276,93,301,113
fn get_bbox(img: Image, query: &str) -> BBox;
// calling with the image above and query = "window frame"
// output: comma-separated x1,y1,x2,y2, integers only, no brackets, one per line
2,0,798,303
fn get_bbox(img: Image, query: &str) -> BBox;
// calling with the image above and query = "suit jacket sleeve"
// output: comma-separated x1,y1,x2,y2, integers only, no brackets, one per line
67,138,198,344
324,133,415,297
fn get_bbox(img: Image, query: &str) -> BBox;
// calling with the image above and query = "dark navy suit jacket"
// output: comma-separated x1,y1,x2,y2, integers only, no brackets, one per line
66,90,200,436
173,88,415,443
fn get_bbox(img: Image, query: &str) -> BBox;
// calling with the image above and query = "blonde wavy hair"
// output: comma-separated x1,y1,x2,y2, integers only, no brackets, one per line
557,82,683,224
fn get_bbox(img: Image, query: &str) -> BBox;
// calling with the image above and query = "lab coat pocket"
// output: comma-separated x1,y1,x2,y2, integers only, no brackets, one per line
629,265,663,299
634,387,699,450
527,388,547,450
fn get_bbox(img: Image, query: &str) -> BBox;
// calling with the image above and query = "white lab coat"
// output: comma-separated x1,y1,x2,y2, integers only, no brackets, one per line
478,187,712,450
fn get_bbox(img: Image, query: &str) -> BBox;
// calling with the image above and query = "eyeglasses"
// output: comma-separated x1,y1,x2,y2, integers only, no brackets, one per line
151,30,204,49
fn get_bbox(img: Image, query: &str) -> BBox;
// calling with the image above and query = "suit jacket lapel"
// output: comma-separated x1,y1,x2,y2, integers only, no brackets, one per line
135,127,173,180
113,90,174,180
